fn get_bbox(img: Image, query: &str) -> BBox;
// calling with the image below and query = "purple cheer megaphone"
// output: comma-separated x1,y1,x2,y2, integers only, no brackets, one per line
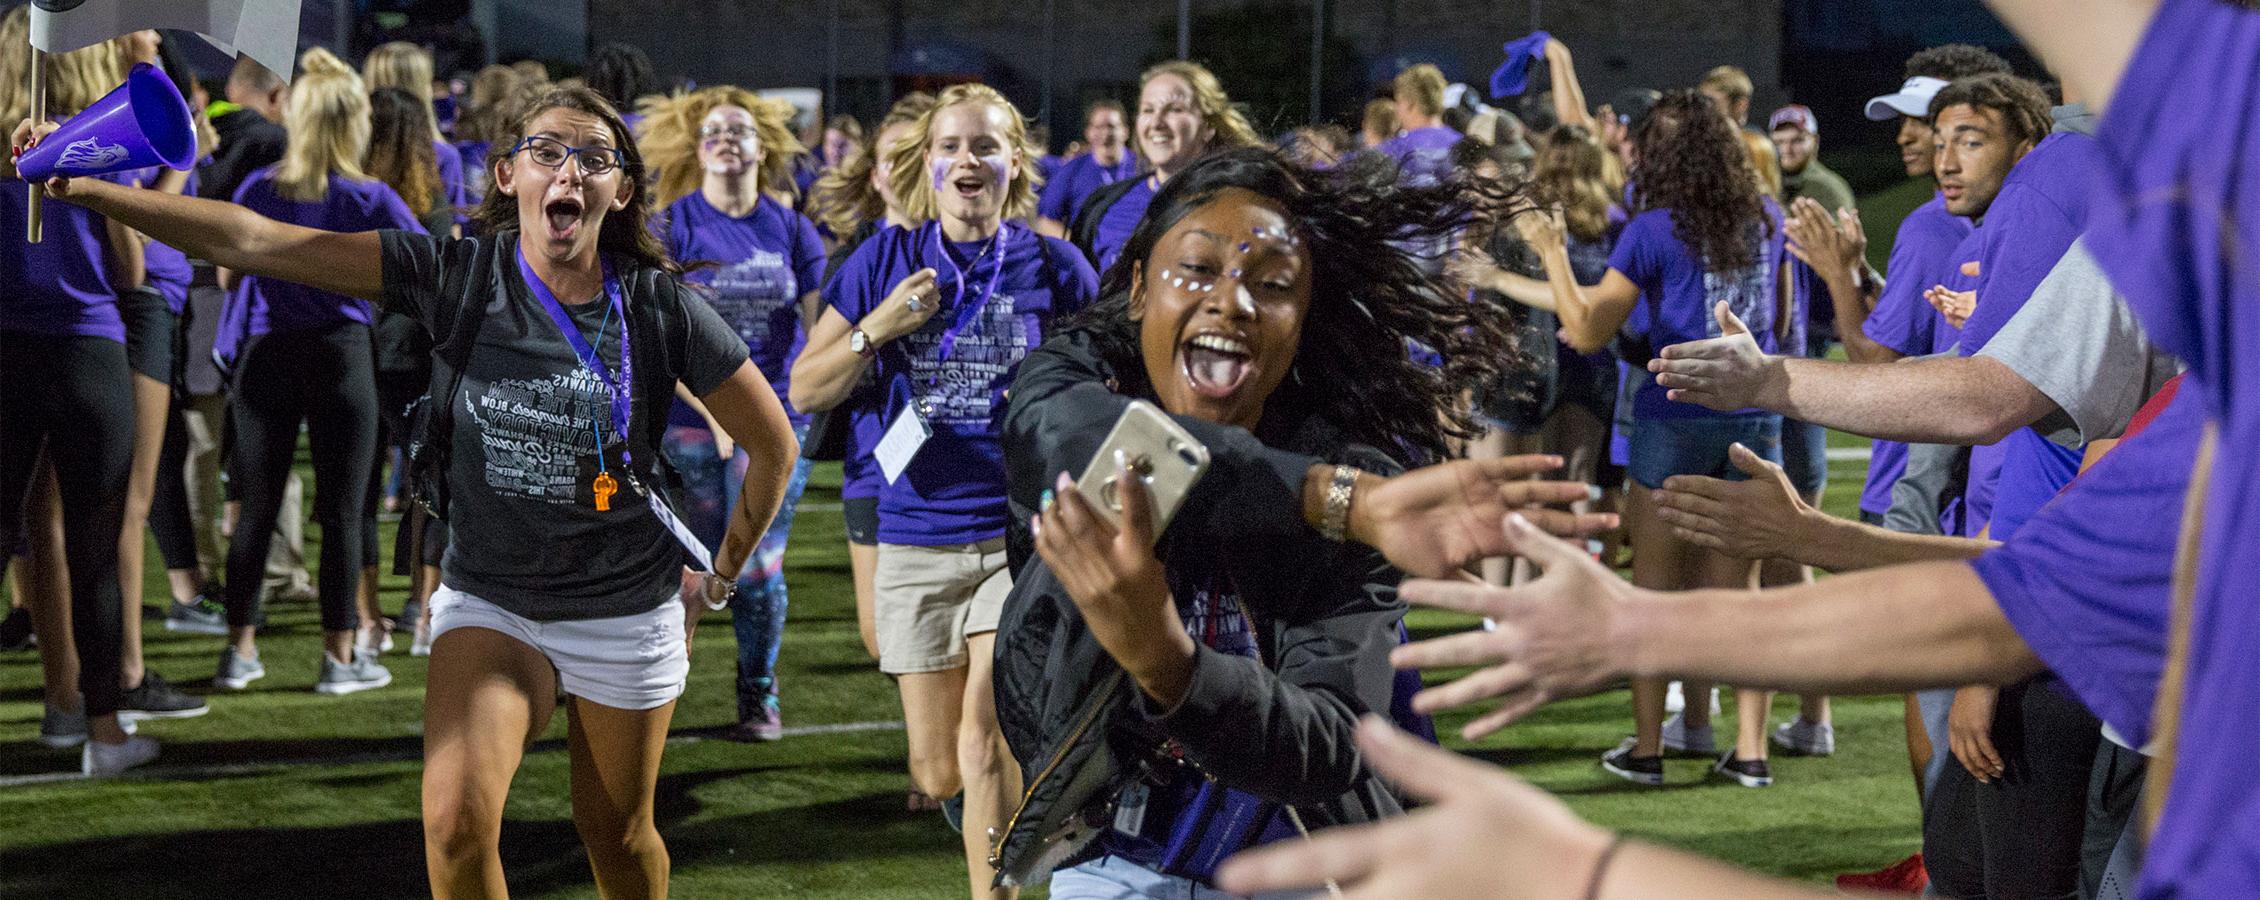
17,62,197,183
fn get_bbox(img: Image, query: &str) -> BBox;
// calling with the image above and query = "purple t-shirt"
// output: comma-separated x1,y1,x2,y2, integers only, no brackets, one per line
434,138,467,214
2072,0,2260,894
1037,151,1138,225
1093,176,1156,275
662,192,827,427
0,172,141,341
455,140,491,212
1955,130,2105,356
1610,200,1787,420
828,221,1098,545
1379,125,1462,188
225,168,424,342
1858,194,1973,515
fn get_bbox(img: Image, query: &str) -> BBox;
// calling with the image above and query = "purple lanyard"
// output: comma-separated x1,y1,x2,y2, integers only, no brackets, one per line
927,221,1014,372
517,246,633,471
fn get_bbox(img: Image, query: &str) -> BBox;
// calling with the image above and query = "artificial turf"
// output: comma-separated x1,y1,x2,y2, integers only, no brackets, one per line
0,429,1917,898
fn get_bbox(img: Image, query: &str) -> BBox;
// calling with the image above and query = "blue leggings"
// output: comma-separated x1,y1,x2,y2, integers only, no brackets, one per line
663,423,811,717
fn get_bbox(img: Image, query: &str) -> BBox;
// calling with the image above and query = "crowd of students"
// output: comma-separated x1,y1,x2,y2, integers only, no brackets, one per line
2,0,2253,897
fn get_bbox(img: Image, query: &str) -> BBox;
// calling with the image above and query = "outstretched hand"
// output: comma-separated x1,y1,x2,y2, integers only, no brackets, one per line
1648,301,1779,412
1651,442,1814,561
1389,514,1640,739
1216,716,1615,899
1354,455,1616,579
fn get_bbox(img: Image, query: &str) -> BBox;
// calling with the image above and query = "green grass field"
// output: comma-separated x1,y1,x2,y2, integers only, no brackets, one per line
0,426,1917,898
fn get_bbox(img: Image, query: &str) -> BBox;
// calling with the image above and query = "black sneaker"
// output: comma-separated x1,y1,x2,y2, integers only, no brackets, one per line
0,606,33,651
164,594,229,635
1600,737,1665,786
1713,751,1773,787
118,671,210,723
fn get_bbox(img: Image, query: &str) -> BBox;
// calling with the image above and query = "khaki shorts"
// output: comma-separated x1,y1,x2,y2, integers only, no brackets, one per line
874,539,1011,674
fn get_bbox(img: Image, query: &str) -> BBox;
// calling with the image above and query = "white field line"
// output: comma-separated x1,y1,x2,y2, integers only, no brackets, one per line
0,719,905,789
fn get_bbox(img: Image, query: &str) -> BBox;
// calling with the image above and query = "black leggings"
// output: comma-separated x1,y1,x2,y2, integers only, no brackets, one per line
0,332,134,717
1923,676,2102,899
148,396,201,579
224,323,379,633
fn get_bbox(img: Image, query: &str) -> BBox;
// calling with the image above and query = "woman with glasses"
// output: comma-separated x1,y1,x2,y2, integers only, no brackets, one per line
208,48,424,695
16,82,798,896
639,86,827,741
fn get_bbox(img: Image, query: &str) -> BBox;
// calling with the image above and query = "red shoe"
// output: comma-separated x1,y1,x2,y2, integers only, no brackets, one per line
1835,853,1929,894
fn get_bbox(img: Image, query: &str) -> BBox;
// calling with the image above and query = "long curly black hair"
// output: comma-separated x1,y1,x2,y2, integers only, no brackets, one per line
1629,90,1770,272
1071,147,1521,464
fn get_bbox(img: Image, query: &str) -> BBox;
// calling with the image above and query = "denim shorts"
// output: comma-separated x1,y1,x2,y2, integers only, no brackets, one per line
1627,414,1783,490
1780,417,1829,498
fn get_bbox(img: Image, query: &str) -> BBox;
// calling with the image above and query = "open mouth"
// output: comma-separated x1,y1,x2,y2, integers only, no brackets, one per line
1179,332,1253,399
950,174,988,199
543,196,585,241
1939,183,1964,202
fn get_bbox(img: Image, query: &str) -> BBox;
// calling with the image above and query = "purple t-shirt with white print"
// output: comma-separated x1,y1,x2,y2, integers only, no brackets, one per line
2046,0,2260,895
663,192,827,426
1611,198,1787,420
827,221,1098,545
1858,194,1973,516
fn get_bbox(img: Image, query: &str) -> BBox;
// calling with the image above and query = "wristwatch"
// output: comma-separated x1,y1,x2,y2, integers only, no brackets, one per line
849,328,876,358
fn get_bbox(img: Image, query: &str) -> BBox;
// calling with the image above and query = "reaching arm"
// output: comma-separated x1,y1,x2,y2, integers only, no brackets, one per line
1540,248,1640,353
40,173,384,303
700,361,799,581
1544,38,1596,131
1982,0,2154,114
1650,442,1994,572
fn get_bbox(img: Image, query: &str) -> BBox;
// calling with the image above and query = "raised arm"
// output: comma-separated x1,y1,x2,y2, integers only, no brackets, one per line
1543,38,1596,131
36,173,384,303
1982,0,2154,114
788,267,940,413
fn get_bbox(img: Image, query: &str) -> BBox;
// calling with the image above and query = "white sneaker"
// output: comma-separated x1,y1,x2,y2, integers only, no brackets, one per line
357,622,395,657
1772,718,1836,756
1660,712,1716,756
81,734,160,776
215,649,265,690
315,650,393,695
1663,682,1722,716
409,627,433,657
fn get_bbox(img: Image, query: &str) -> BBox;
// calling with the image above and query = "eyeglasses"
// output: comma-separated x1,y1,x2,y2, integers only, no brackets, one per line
699,125,758,143
509,135,624,177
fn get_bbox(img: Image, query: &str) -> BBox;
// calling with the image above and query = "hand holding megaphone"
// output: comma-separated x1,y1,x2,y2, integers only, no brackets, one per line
13,63,197,187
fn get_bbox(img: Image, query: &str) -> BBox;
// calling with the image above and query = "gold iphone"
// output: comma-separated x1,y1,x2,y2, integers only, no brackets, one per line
1074,400,1211,541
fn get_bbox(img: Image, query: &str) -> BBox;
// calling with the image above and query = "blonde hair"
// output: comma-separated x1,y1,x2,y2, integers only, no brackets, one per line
275,47,371,202
1531,125,1622,242
808,92,933,244
0,6,128,122
1393,64,1448,117
636,85,804,211
362,41,443,142
1700,65,1755,105
1137,61,1259,167
886,84,1041,224
1740,130,1782,200
1361,97,1397,138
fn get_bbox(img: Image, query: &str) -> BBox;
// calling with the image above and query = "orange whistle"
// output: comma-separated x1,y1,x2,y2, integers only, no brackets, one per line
593,471,618,511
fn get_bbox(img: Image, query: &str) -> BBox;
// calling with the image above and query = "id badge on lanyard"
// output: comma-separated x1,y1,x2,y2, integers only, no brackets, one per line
518,248,715,571
878,225,1013,482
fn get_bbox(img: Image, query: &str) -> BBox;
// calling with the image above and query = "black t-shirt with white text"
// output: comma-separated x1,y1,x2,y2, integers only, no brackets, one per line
380,230,748,621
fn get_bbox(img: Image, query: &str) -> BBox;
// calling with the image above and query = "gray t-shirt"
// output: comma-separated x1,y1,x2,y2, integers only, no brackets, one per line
380,230,748,621
1976,239,2181,449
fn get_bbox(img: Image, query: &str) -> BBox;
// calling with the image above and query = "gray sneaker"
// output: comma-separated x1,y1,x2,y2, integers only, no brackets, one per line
164,594,228,635
215,649,266,690
315,650,392,696
40,704,135,749
1772,718,1836,756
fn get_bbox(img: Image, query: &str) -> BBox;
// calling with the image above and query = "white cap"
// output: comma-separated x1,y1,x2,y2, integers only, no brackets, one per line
1865,76,1952,121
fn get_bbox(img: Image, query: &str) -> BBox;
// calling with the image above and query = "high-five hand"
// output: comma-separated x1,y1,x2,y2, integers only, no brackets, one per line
1648,301,1781,412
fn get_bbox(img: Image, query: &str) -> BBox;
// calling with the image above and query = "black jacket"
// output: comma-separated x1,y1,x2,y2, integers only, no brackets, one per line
199,108,287,203
990,325,1409,885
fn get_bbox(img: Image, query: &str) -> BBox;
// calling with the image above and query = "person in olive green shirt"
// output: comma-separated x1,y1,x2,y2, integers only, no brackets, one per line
1769,104,1856,215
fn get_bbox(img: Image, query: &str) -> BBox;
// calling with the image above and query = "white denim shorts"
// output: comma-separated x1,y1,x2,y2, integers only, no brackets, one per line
429,585,690,711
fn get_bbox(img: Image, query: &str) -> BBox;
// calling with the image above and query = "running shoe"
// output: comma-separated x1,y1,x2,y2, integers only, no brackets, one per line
163,594,228,635
215,649,266,690
1772,718,1836,756
82,734,160,777
1661,712,1716,756
118,671,209,722
1600,737,1665,786
1713,751,1773,788
724,694,784,743
40,704,136,749
315,650,393,695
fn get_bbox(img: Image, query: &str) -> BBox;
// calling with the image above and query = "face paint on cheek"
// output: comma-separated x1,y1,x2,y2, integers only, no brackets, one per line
980,154,1009,186
930,157,954,194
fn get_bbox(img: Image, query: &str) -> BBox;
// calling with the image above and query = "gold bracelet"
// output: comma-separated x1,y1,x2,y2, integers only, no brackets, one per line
1320,465,1357,542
